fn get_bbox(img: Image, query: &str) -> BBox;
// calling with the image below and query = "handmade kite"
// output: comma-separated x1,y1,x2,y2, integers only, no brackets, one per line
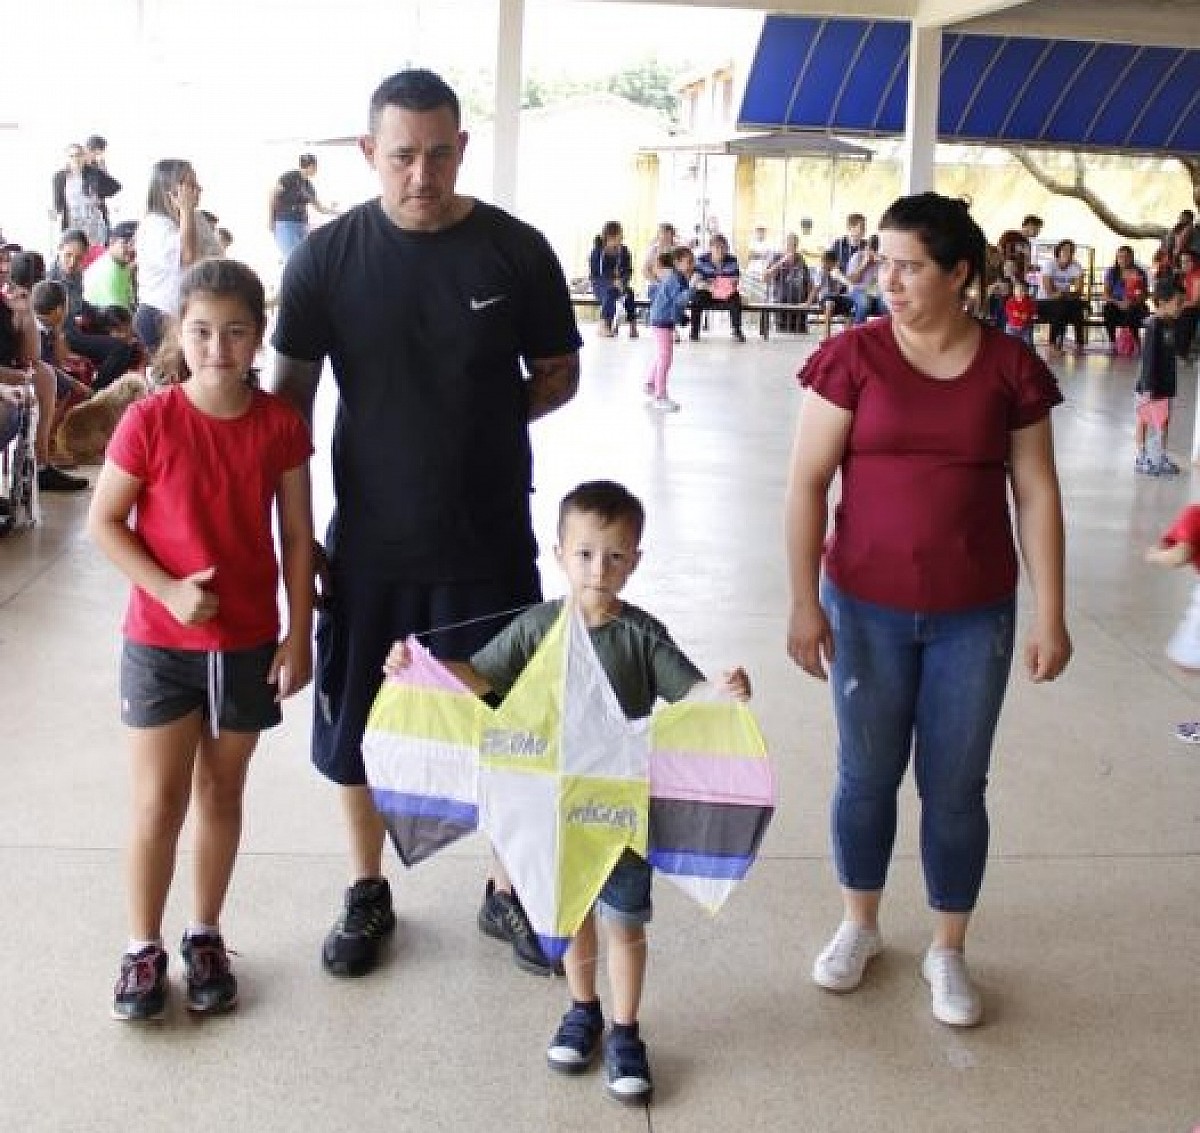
362,604,775,963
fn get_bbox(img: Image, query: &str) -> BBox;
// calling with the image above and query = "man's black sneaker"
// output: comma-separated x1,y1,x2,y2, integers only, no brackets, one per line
37,465,88,493
111,943,169,1021
477,880,559,977
322,878,396,978
603,1026,654,1105
733,328,747,343
546,1001,605,1073
181,931,238,1014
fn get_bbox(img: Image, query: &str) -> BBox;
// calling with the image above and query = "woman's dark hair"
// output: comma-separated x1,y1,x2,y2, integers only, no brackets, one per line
1054,238,1076,260
601,221,623,241
369,68,460,132
152,258,266,384
8,251,46,289
558,480,645,543
1112,244,1134,266
878,193,987,295
145,159,194,219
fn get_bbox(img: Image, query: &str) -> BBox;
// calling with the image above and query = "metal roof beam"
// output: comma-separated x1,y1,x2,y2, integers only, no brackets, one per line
914,0,1033,28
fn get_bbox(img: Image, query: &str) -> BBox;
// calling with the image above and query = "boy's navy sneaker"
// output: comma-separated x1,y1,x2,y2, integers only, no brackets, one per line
322,878,396,978
603,1027,653,1105
181,931,237,1014
111,943,169,1021
477,880,560,977
546,1001,605,1073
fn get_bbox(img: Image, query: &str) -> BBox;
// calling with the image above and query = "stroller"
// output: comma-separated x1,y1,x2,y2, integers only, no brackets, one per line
0,387,39,535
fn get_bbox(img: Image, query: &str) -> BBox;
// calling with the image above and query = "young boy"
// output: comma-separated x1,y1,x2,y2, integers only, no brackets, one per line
812,250,852,340
1134,276,1187,476
385,480,751,1105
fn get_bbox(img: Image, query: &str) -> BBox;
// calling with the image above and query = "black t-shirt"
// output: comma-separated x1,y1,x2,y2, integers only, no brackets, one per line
274,171,316,223
273,198,583,581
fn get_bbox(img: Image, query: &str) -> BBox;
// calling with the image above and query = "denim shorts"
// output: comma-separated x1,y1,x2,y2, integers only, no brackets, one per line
120,640,282,733
595,849,653,927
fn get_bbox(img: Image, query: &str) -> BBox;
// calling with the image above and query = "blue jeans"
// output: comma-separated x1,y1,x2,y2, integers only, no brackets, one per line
274,220,309,260
821,579,1015,912
591,280,636,325
850,289,885,324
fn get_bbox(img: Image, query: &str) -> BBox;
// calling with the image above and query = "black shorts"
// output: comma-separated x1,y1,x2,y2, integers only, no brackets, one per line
120,641,282,732
312,562,543,785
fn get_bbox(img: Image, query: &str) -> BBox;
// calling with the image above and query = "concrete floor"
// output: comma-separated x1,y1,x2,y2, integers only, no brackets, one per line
2,327,1198,1132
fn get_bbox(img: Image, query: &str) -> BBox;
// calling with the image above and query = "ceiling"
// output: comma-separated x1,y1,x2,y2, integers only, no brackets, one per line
609,0,1200,50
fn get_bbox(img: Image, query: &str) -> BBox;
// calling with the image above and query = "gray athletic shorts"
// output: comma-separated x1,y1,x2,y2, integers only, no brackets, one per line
120,641,282,733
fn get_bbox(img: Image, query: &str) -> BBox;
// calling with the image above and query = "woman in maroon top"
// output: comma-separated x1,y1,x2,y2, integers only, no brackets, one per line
784,193,1071,1028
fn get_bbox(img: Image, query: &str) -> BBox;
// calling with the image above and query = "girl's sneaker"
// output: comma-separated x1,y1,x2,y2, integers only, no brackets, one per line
181,931,238,1014
1174,721,1200,743
1155,455,1181,476
111,943,169,1021
1134,453,1155,475
652,397,680,412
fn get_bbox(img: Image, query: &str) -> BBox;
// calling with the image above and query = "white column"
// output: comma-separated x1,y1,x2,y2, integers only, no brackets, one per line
493,0,525,212
900,23,940,194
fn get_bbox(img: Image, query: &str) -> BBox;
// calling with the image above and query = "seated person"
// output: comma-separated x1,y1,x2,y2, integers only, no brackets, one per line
641,222,678,290
48,229,138,391
83,221,137,312
1175,248,1200,360
0,279,87,491
845,235,885,324
986,258,1022,327
812,251,852,340
1101,245,1150,353
8,251,46,291
1038,238,1088,355
743,225,777,302
588,221,638,338
689,234,745,342
763,234,810,333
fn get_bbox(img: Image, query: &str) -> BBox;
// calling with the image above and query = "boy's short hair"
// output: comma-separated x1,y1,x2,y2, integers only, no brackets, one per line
31,279,67,317
8,251,46,288
558,481,645,542
1022,214,1043,227
59,229,88,251
1153,276,1186,304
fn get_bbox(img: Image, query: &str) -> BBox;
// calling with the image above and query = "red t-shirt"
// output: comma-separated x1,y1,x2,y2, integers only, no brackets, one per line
1163,505,1200,572
107,384,313,649
1004,294,1036,329
797,319,1062,613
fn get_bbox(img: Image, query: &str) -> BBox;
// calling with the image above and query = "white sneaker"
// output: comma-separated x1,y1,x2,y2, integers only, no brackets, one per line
652,397,680,412
812,922,882,992
922,947,982,1027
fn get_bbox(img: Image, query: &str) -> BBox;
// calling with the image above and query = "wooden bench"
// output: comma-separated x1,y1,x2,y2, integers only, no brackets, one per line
571,295,844,340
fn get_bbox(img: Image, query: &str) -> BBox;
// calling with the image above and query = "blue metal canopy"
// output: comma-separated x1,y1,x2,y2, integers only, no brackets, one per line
738,14,1200,156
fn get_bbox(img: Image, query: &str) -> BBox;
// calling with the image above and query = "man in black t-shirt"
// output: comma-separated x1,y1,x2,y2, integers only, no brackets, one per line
269,154,337,261
272,69,581,982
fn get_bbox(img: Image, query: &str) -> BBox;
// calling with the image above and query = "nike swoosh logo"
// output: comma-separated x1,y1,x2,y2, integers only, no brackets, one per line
470,295,506,310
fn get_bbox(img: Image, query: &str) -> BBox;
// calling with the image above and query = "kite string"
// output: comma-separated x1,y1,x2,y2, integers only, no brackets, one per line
410,599,693,657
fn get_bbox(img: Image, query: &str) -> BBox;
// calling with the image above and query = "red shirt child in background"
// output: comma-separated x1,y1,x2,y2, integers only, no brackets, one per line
1003,279,1037,346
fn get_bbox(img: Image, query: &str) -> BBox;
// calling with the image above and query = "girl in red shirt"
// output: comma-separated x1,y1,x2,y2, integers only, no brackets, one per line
785,193,1070,1029
88,259,314,1021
